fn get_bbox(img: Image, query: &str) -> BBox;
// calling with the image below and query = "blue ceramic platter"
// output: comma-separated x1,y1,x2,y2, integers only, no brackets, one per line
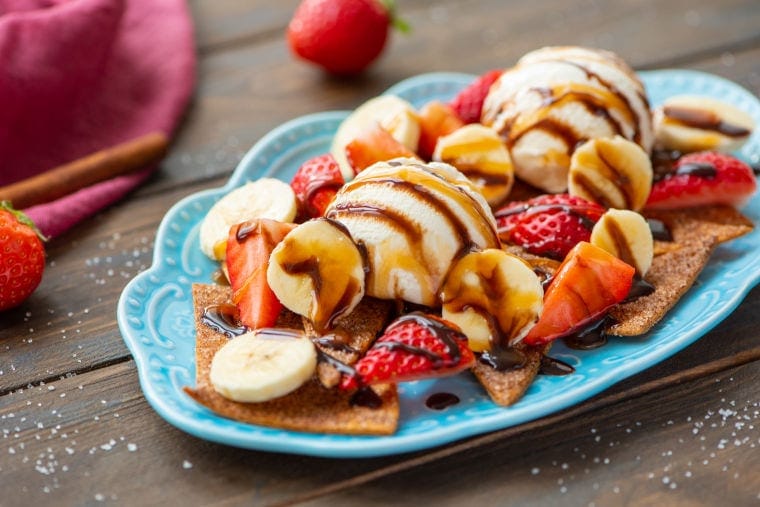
117,70,760,458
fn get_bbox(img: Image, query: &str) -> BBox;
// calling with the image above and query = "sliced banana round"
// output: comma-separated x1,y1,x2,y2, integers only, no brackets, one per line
210,329,316,403
331,95,421,180
267,218,366,332
653,95,754,153
568,136,652,211
433,124,515,206
440,249,543,352
590,209,653,276
199,178,297,260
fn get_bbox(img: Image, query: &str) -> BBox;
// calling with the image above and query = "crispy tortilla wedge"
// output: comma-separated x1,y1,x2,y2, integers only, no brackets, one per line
607,205,753,336
471,345,545,406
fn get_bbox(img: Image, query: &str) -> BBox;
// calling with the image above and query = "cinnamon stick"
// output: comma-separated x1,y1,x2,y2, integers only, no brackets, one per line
0,132,169,209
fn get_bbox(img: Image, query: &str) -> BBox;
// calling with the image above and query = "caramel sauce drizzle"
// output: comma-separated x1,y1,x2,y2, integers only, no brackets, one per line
504,84,630,150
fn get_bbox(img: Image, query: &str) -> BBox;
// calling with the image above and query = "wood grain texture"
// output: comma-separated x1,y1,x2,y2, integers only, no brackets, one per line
153,0,760,192
1,0,759,504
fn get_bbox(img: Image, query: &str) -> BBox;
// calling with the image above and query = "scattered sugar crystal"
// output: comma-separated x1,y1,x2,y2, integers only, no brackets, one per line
127,443,137,452
182,460,193,469
531,467,540,475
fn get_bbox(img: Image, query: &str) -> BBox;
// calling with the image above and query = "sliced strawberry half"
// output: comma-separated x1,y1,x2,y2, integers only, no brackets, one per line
290,154,345,219
523,242,635,346
345,122,418,174
340,312,475,389
416,100,465,160
226,219,297,329
495,194,605,260
645,151,757,210
448,69,502,124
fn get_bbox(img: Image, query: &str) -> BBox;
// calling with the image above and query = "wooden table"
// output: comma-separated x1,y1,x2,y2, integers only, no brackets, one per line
2,0,759,505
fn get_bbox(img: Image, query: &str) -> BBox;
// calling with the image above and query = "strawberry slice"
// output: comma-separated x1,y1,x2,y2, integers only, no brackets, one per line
340,312,475,390
417,100,465,160
345,122,419,174
448,69,502,124
645,151,757,210
495,194,605,260
523,242,635,346
290,154,345,218
226,219,296,329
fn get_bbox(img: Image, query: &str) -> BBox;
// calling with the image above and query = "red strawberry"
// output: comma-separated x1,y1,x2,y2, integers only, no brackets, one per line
340,312,475,390
345,122,419,174
290,154,345,218
0,201,45,311
645,151,757,210
523,242,635,346
287,0,408,75
226,219,296,329
448,69,502,124
495,194,605,260
416,100,465,160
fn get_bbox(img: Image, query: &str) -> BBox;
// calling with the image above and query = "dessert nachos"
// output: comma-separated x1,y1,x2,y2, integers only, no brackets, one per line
184,46,757,436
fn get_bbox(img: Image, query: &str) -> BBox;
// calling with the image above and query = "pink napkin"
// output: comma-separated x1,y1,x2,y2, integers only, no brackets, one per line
0,0,196,238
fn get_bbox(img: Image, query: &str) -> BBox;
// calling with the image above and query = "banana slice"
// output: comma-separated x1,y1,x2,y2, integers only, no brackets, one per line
331,95,421,180
568,136,652,211
590,209,653,276
433,124,515,206
653,95,754,153
200,178,297,260
210,328,317,403
440,249,543,352
267,218,366,332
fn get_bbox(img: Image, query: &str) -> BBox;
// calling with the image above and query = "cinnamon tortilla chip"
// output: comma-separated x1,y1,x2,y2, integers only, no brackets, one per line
646,205,753,246
184,284,399,435
471,345,544,406
606,237,716,336
303,297,393,388
608,205,753,336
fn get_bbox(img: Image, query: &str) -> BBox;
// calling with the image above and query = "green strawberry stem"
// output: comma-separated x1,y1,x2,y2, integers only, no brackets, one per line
0,201,47,242
379,0,411,33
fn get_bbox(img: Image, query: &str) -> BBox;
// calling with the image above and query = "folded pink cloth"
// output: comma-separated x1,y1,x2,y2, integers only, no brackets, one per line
0,0,195,238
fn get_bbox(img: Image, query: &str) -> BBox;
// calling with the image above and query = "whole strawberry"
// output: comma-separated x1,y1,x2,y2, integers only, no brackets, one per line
287,0,407,75
495,194,605,260
645,151,757,210
448,69,502,124
0,202,45,311
340,312,475,390
290,154,345,218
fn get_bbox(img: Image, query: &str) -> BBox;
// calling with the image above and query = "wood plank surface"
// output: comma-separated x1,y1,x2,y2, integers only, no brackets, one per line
156,0,760,191
1,0,759,505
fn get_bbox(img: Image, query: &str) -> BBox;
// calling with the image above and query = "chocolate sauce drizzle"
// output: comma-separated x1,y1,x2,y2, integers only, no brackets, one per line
650,149,718,183
539,356,575,376
478,346,526,371
675,162,717,179
425,392,460,410
663,105,751,137
562,315,614,350
376,312,464,368
201,304,246,338
626,276,655,302
647,218,673,242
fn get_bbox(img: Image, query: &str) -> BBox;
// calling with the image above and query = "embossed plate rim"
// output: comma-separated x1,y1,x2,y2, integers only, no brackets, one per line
117,69,760,457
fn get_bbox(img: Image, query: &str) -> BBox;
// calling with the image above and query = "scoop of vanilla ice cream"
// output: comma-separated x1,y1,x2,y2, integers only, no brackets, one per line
325,158,499,307
482,46,653,193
